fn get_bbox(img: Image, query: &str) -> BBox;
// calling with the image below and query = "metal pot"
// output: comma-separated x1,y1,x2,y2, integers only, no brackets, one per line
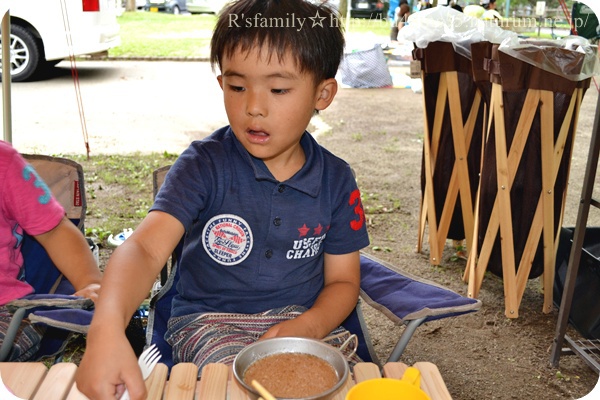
232,337,349,400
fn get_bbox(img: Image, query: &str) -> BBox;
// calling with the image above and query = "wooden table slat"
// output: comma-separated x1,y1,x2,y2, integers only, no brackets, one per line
196,363,227,399
0,360,452,399
0,363,47,399
227,366,251,400
146,363,169,400
66,381,91,400
382,362,410,379
351,362,381,383
414,361,453,400
330,374,355,400
32,363,77,400
165,362,198,400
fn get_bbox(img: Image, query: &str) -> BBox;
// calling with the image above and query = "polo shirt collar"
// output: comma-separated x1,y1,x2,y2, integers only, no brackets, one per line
228,127,323,197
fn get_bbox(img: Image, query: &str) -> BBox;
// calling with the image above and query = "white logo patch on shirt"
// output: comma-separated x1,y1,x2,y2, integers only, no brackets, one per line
202,214,253,265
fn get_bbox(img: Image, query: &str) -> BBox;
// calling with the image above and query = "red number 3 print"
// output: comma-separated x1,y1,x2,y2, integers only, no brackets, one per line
349,189,365,231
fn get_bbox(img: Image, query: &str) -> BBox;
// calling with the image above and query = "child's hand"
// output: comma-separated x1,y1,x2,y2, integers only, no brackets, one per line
73,283,101,303
260,317,319,340
76,331,144,400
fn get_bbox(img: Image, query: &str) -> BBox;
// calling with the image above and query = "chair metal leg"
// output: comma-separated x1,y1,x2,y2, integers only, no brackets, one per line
355,300,381,367
386,317,427,364
0,307,26,361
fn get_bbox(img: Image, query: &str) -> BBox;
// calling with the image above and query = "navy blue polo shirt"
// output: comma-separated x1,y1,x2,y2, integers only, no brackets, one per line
151,126,370,317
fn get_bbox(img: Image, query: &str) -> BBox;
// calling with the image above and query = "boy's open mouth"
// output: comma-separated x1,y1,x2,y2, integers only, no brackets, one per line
246,129,269,143
248,129,268,137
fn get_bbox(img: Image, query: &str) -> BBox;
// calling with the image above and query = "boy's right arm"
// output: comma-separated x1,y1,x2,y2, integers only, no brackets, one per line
75,211,185,400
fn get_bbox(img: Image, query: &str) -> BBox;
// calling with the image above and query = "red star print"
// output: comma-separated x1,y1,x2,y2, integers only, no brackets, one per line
314,224,323,235
298,224,310,237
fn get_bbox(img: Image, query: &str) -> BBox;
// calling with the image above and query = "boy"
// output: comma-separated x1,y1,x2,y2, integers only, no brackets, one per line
76,0,369,398
0,141,102,360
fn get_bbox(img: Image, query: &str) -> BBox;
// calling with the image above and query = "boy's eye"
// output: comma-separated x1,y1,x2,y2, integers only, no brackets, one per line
229,85,245,92
271,89,289,94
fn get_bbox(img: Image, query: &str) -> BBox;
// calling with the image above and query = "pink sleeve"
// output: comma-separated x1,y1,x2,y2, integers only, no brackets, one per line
4,152,65,236
0,145,66,304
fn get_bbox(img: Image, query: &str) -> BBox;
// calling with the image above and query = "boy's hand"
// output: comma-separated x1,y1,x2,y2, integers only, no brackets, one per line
261,252,362,342
260,317,319,340
75,332,145,400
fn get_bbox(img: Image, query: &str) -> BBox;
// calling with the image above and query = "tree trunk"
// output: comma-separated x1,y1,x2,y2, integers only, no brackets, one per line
126,0,136,11
339,0,348,17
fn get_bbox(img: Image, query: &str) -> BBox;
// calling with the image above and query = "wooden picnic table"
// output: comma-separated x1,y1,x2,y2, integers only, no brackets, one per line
0,361,453,399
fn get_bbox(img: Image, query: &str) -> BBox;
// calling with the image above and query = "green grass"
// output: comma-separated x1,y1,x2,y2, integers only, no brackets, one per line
66,152,179,242
343,16,390,36
110,10,390,58
110,11,218,58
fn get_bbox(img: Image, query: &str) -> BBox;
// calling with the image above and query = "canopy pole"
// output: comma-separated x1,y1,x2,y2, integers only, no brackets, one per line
2,9,11,143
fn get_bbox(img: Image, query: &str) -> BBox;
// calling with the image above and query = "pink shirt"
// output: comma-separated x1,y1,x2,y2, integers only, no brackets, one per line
0,141,65,305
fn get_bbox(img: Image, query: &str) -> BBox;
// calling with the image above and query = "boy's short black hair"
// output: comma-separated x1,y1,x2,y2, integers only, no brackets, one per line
210,0,345,84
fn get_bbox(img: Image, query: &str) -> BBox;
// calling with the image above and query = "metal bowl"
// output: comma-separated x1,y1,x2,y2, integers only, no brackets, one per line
232,337,349,400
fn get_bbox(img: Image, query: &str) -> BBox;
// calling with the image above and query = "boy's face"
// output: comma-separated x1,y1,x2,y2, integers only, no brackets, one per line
217,46,337,174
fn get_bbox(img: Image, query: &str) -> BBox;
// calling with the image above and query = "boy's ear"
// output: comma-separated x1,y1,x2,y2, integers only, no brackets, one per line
217,75,224,89
315,78,338,111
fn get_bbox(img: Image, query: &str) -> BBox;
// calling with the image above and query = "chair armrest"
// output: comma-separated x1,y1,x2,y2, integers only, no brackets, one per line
5,294,93,314
359,253,481,325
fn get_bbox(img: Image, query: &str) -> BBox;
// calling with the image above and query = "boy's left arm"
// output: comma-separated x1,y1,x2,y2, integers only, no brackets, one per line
261,251,361,339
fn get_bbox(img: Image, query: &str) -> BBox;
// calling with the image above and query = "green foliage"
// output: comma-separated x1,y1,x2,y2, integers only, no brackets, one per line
362,191,402,215
510,0,562,9
85,227,113,242
351,132,363,141
111,1,579,59
343,16,390,36
72,152,178,246
372,245,392,252
111,11,218,58
110,10,390,58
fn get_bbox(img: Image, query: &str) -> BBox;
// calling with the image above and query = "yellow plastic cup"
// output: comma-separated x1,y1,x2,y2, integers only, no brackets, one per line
345,367,431,400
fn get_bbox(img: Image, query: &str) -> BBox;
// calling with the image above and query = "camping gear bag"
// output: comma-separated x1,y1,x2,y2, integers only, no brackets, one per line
554,227,600,339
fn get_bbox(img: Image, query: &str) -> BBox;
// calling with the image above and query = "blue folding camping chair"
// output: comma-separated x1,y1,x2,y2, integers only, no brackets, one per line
0,154,96,362
145,166,482,370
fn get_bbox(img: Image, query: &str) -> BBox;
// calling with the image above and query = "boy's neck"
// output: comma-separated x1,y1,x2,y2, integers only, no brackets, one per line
263,143,306,182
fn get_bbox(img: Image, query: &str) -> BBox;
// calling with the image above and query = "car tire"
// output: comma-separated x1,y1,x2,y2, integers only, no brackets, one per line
0,24,43,82
172,5,180,14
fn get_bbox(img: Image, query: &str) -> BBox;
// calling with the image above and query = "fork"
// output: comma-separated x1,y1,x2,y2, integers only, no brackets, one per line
120,344,162,400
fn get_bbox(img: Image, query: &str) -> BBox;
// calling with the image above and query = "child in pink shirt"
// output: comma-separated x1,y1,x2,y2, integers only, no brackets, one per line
0,140,101,360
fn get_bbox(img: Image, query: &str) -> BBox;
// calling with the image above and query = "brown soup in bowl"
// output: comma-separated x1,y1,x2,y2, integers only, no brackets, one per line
243,352,338,398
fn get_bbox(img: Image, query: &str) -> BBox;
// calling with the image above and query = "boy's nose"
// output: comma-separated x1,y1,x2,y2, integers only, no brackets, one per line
246,92,267,117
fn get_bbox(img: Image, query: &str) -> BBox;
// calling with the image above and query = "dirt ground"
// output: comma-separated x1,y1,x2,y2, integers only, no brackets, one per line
80,74,600,399
313,83,600,400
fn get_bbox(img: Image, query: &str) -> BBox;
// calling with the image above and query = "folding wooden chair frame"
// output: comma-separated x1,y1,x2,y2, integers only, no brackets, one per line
414,42,485,267
418,69,480,266
464,83,585,318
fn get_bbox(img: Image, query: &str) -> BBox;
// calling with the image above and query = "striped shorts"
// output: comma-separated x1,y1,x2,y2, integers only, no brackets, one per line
165,305,362,377
0,306,44,361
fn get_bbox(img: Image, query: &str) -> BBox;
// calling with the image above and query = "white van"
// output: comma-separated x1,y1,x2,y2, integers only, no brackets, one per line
1,0,121,82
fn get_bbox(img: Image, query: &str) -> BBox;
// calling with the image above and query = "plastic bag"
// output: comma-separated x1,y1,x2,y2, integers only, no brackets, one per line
399,6,599,81
398,6,516,60
339,45,393,88
498,36,600,81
